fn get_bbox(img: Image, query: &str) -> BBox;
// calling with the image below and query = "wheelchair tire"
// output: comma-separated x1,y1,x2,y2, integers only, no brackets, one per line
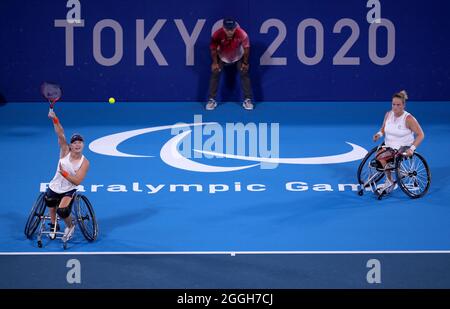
24,192,47,239
74,194,98,241
395,152,431,199
357,146,385,191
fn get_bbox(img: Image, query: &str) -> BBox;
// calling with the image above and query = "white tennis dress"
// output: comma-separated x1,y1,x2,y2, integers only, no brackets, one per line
384,111,415,150
49,152,85,193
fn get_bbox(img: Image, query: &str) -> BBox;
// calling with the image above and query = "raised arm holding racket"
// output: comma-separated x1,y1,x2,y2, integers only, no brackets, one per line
41,82,62,113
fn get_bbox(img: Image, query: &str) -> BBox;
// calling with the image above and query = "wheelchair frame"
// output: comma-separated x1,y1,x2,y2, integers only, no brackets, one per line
24,192,98,250
357,145,431,200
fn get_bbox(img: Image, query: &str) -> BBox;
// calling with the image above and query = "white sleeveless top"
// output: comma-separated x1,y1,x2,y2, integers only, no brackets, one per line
384,111,415,150
49,152,85,193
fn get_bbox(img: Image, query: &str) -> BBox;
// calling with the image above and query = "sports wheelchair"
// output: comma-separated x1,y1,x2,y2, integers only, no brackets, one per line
24,192,98,249
357,145,431,200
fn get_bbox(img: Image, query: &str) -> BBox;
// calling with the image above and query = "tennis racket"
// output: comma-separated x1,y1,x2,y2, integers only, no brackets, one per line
40,82,62,112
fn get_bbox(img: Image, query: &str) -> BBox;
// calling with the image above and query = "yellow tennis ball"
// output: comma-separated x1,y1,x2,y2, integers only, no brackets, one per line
108,97,116,104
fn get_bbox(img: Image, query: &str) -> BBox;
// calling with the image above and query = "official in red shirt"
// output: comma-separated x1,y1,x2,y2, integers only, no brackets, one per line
206,18,254,110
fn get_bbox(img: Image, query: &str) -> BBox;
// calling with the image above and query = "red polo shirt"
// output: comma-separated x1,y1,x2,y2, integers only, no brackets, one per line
210,27,250,63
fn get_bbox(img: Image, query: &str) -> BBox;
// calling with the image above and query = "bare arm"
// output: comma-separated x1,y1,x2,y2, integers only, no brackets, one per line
373,111,389,142
241,47,250,73
211,48,218,64
60,159,90,186
48,111,69,158
209,32,221,72
210,48,220,72
242,47,250,64
406,115,425,149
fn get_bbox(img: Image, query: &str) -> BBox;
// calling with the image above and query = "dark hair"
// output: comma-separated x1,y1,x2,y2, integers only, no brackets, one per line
393,90,408,104
223,18,237,30
70,133,84,144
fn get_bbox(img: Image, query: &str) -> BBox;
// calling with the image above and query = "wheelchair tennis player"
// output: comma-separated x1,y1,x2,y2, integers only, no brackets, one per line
45,110,90,241
372,90,425,194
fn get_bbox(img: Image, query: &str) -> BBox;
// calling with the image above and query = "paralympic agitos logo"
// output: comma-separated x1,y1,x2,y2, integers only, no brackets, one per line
89,115,368,172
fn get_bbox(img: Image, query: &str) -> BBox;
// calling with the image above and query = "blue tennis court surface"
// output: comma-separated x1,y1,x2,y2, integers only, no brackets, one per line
1,101,450,288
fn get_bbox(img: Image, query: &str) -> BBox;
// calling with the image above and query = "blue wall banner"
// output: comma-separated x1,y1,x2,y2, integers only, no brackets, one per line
1,0,449,102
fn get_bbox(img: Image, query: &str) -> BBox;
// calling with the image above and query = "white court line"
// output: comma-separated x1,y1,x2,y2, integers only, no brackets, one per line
1,250,450,256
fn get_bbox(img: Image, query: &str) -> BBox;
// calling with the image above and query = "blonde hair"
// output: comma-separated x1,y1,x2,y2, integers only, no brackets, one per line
393,90,408,104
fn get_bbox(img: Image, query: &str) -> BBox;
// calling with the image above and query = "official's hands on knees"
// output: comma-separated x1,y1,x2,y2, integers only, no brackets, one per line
405,148,414,157
241,63,249,73
211,63,221,73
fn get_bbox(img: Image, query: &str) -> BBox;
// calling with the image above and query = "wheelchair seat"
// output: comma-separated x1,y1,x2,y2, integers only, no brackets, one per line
24,192,98,250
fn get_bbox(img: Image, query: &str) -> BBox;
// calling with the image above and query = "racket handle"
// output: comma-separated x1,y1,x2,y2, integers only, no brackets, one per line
49,99,56,112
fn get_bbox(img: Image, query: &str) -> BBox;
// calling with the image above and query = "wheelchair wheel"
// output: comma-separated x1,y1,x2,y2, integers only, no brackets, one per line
357,146,385,194
74,194,98,241
395,152,431,199
24,193,47,239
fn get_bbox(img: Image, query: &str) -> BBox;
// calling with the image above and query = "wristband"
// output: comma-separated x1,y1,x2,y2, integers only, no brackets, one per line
410,145,416,152
60,170,69,178
376,131,383,137
53,117,59,125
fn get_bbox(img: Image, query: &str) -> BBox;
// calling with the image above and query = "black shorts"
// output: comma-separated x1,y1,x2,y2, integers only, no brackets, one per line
44,188,77,208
